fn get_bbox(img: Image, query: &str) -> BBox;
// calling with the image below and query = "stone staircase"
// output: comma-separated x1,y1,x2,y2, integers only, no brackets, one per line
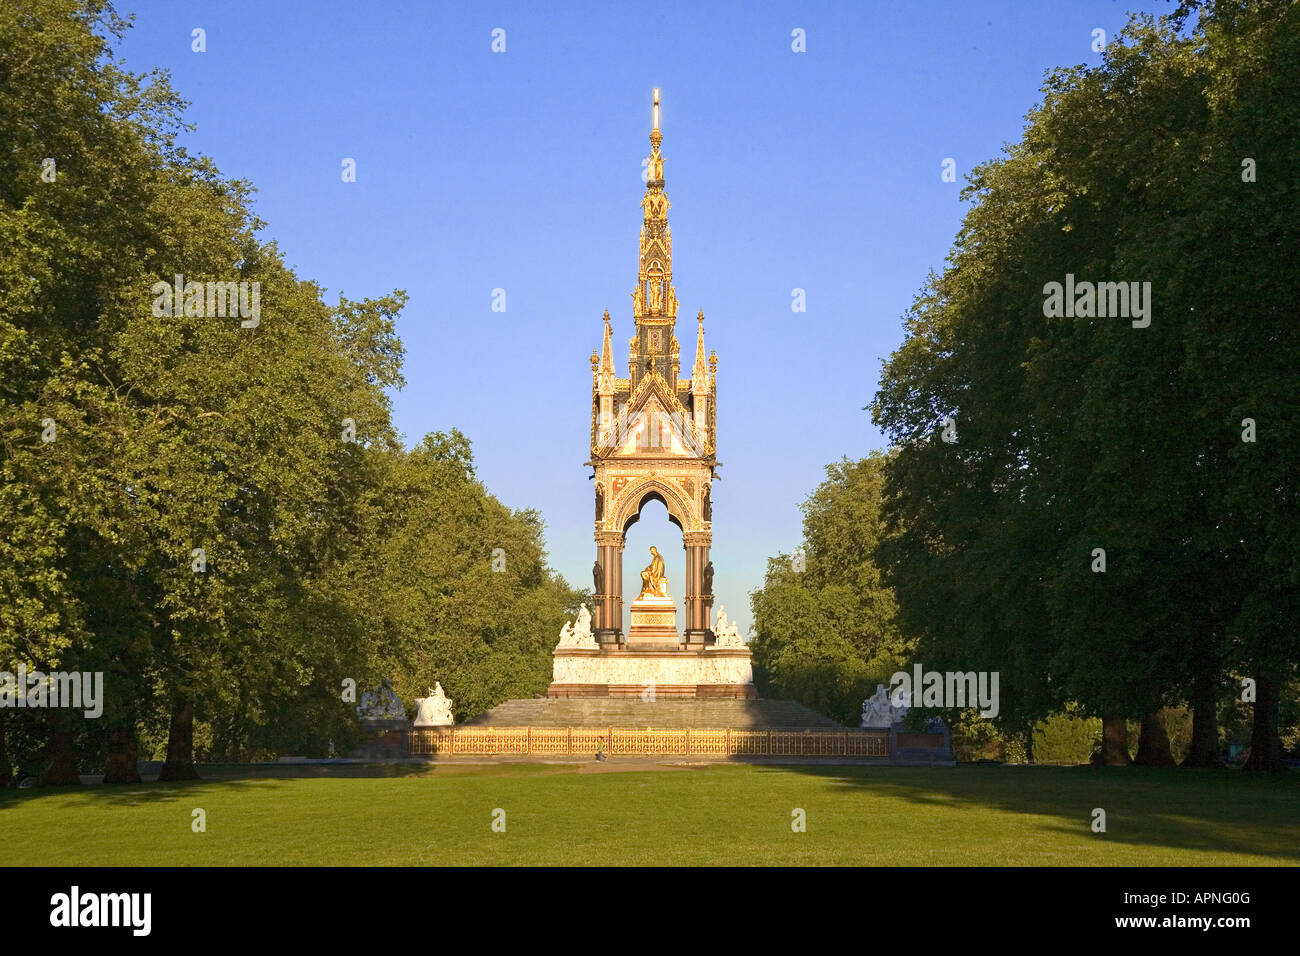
460,697,845,730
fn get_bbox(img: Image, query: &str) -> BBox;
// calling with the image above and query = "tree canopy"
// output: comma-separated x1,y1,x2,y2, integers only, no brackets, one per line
870,0,1298,769
0,0,579,784
750,453,909,726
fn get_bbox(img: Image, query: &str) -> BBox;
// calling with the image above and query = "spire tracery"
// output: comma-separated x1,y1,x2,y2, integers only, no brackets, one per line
636,88,676,327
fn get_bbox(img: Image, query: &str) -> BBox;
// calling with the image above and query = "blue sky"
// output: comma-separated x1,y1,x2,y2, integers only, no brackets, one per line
114,0,1177,637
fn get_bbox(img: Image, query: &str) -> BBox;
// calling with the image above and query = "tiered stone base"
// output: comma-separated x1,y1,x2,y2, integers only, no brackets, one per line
461,698,842,728
548,682,756,699
549,646,755,700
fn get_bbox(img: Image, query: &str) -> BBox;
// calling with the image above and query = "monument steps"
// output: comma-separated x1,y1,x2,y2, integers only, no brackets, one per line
460,697,845,730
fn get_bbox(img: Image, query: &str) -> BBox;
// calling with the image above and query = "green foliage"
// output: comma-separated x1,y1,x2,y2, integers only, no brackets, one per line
946,710,1023,763
322,431,583,723
870,0,1300,760
750,453,910,725
1032,706,1102,766
0,0,577,778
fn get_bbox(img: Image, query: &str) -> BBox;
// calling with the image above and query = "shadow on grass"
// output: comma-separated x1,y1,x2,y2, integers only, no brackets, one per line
759,763,1300,863
5,760,1295,864
0,760,509,810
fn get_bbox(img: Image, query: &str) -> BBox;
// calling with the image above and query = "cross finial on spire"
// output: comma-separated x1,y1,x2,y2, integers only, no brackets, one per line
597,309,615,389
650,89,662,149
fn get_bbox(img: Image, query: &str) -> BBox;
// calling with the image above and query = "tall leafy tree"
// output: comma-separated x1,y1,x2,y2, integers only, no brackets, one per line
328,431,583,722
2,0,407,779
0,0,193,782
872,0,1298,769
750,453,909,725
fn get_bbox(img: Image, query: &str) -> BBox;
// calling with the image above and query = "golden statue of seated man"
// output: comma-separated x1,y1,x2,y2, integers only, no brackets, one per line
638,545,669,599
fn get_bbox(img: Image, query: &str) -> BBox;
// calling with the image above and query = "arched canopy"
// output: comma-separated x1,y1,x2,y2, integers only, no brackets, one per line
616,480,692,535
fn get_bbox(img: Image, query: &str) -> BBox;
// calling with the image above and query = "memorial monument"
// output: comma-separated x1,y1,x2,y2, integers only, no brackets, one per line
548,90,754,699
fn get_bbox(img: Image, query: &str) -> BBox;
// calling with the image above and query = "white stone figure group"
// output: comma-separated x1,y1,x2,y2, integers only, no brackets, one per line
355,680,407,720
860,683,910,729
712,605,743,648
413,682,454,727
556,603,598,649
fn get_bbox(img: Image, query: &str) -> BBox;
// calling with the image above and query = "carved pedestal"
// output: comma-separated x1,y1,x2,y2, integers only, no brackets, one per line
548,646,755,699
626,595,679,647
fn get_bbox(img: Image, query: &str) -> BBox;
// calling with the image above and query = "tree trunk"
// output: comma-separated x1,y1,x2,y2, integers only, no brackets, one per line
104,721,142,784
1134,710,1175,766
1242,672,1283,772
1023,725,1036,765
0,717,10,787
157,698,200,782
40,718,81,786
1101,713,1132,766
1182,671,1221,768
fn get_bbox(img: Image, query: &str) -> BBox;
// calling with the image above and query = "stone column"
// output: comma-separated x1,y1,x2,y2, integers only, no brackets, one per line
594,549,607,631
683,532,711,645
595,531,625,645
613,537,625,641
682,541,694,648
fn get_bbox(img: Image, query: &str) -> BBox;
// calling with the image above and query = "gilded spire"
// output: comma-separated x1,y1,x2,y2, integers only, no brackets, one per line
634,88,676,324
692,309,708,387
598,309,615,391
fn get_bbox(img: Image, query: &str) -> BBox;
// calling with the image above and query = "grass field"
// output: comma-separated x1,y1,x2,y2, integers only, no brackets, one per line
3,763,1296,866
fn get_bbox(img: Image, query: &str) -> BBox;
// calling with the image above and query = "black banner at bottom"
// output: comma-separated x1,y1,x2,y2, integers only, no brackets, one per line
3,866,1292,940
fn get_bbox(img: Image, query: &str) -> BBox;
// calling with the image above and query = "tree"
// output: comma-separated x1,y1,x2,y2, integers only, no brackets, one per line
1,1,410,779
325,431,583,722
750,453,909,725
0,0,192,783
872,1,1299,768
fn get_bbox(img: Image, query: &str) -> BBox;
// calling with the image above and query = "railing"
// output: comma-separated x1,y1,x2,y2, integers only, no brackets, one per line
407,727,890,758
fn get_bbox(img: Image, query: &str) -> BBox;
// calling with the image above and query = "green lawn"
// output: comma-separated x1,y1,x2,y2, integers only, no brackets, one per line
3,763,1296,866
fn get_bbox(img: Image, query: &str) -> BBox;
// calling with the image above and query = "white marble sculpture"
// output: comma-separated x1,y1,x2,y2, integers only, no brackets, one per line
712,605,744,648
356,680,407,720
413,682,454,727
715,605,730,639
575,603,594,642
860,683,910,729
556,603,598,649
